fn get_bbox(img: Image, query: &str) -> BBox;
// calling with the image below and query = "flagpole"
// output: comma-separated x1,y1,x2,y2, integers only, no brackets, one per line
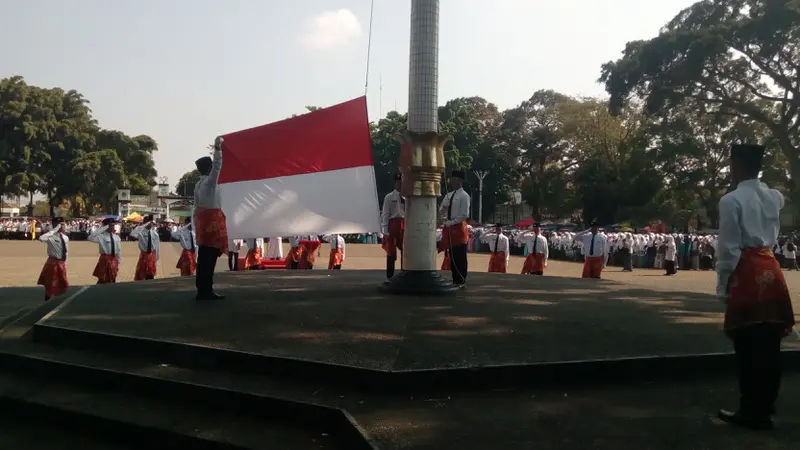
364,0,375,96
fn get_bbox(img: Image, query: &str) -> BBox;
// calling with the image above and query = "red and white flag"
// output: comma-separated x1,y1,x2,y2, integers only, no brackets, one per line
218,97,380,239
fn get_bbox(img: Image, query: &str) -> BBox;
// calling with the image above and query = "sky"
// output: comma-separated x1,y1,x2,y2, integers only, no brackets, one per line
0,0,698,191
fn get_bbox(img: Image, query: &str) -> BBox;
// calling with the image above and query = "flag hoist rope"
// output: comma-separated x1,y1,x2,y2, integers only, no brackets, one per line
364,0,375,95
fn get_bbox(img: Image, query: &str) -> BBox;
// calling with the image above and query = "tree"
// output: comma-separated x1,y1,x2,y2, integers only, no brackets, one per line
0,76,35,202
175,170,201,198
95,130,158,194
370,111,408,201
73,149,126,215
600,0,800,201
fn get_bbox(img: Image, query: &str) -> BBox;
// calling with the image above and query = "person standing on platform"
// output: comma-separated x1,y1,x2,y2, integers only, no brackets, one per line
37,217,69,301
520,224,548,275
88,218,121,284
577,222,607,279
481,224,509,273
664,235,678,275
285,236,301,269
439,170,471,286
716,143,795,430
266,236,283,260
193,136,229,300
131,215,160,281
381,173,405,280
325,234,346,270
173,218,197,277
227,238,241,271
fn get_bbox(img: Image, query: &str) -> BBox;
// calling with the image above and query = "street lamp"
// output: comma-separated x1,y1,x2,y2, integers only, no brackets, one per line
473,170,489,225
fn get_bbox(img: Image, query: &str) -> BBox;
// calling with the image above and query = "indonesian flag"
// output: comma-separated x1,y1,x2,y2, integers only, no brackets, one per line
218,97,380,239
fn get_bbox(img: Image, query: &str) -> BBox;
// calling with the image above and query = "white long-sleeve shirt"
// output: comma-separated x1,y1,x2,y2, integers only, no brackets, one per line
439,188,470,227
193,149,223,223
577,231,607,258
523,233,549,265
130,224,160,261
39,225,69,261
88,225,122,264
288,236,301,247
381,190,405,234
716,178,783,299
665,241,677,261
173,225,196,251
481,232,510,265
325,234,346,261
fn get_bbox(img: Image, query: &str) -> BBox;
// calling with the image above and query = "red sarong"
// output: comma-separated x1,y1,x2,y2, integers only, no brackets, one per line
176,249,196,276
440,222,468,249
299,240,321,269
244,248,262,269
724,248,795,334
328,248,343,269
37,257,69,298
195,207,228,255
382,218,405,260
93,254,118,284
521,253,545,275
285,246,302,269
488,251,507,273
582,256,604,279
441,250,451,271
134,251,157,281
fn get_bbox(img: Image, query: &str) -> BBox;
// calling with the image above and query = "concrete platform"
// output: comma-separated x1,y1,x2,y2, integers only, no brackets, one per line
33,270,800,391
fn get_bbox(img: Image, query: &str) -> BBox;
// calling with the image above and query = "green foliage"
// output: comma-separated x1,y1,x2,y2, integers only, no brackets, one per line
0,76,159,216
175,169,201,198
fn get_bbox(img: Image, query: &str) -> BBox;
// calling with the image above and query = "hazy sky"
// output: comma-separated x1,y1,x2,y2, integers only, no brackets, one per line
0,0,696,189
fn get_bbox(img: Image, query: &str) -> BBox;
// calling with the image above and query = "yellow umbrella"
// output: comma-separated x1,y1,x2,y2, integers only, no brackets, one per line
124,212,143,222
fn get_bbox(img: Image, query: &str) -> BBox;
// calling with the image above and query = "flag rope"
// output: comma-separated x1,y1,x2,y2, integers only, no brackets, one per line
364,0,375,95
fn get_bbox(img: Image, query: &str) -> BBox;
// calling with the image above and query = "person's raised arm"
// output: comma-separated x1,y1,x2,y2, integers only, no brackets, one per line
208,136,224,188
39,224,59,241
87,225,108,243
130,224,145,239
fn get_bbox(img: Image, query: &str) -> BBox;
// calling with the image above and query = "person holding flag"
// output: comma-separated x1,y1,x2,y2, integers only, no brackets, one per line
193,136,229,300
381,173,405,280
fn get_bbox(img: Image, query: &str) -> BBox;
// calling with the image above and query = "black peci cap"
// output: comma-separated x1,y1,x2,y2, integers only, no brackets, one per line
451,170,465,179
394,173,402,181
195,156,213,173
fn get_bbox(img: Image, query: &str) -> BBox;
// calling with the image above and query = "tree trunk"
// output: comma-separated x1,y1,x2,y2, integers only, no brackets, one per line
778,134,800,215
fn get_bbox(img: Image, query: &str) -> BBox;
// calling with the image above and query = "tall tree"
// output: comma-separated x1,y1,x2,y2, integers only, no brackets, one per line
94,130,158,194
73,149,126,215
370,111,408,202
175,169,201,198
0,76,33,201
600,0,800,200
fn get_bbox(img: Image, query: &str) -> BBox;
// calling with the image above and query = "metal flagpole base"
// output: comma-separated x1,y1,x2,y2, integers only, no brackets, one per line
378,270,459,295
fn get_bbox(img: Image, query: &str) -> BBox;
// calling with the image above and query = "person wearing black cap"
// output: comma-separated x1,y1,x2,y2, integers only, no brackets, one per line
88,217,122,284
520,223,548,275
36,217,70,301
482,223,509,273
130,214,160,281
173,217,197,276
716,143,795,430
193,136,229,300
439,169,471,286
576,221,607,278
381,173,406,279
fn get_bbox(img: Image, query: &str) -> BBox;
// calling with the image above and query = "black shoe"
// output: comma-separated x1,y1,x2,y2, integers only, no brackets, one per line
717,409,773,430
196,292,226,301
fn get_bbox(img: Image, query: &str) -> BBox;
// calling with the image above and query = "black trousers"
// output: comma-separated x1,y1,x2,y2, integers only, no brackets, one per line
196,245,220,295
228,251,239,271
732,324,783,416
664,260,676,275
386,256,395,279
449,244,468,285
290,260,299,270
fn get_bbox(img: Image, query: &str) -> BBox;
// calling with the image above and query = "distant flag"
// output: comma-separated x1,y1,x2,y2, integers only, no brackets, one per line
218,97,380,239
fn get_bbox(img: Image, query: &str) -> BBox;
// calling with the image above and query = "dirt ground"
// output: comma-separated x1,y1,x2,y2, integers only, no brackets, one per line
4,240,800,298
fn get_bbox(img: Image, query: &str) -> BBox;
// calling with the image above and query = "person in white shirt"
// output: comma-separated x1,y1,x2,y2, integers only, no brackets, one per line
715,143,794,430
577,222,607,279
193,136,229,300
381,174,406,279
173,218,197,276
783,240,797,270
663,235,677,275
228,238,242,271
37,217,69,301
130,215,160,281
439,170,470,286
520,224,549,275
88,218,122,284
266,237,283,260
325,234,346,270
481,224,510,273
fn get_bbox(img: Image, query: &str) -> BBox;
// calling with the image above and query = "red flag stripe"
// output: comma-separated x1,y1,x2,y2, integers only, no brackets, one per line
218,97,373,184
